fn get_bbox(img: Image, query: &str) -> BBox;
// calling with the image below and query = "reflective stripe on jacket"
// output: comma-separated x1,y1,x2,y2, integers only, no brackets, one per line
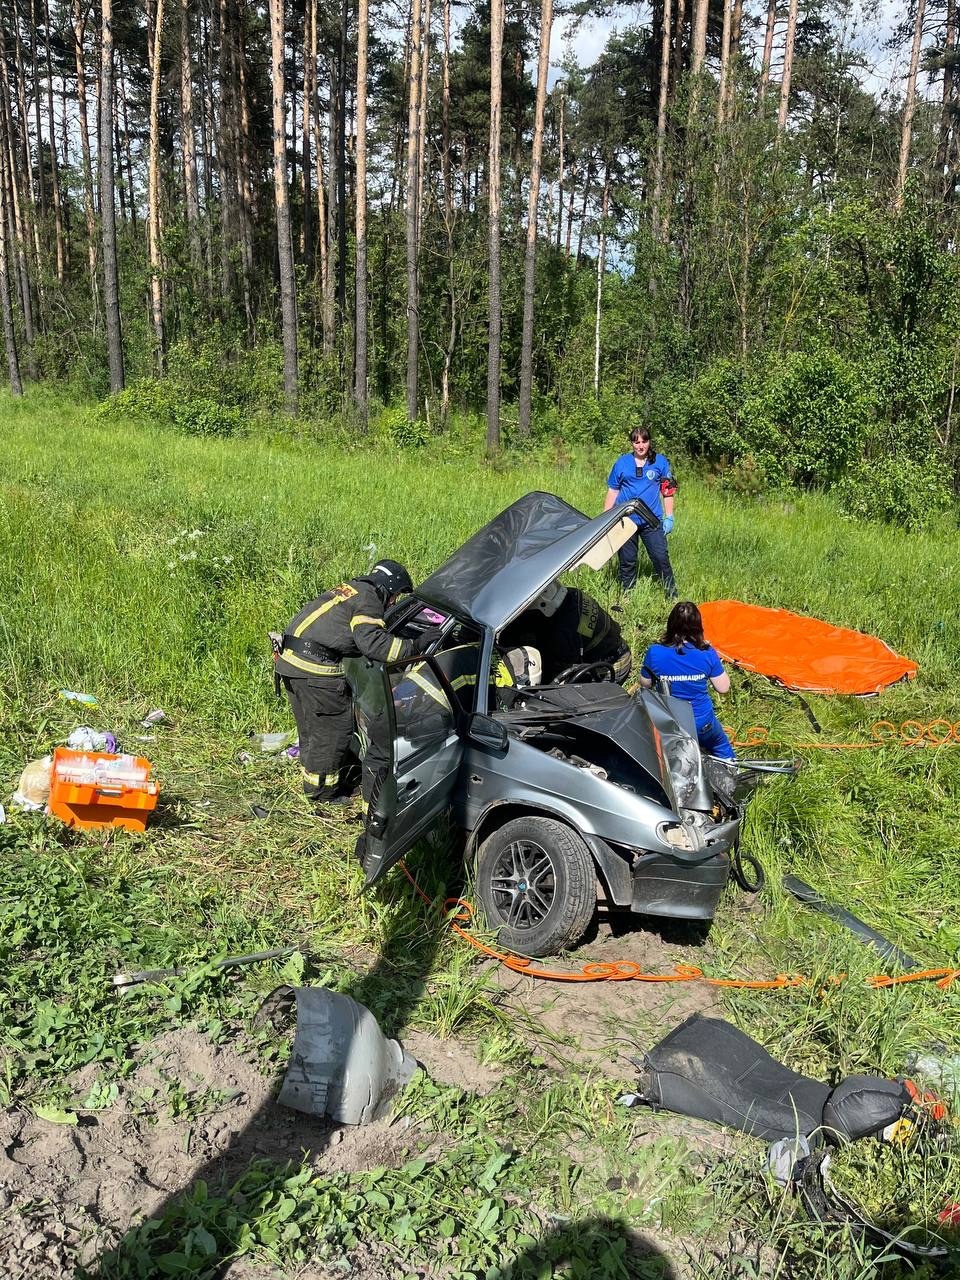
274,578,418,678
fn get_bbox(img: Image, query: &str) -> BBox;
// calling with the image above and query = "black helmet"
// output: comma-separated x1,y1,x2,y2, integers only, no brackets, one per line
367,559,413,598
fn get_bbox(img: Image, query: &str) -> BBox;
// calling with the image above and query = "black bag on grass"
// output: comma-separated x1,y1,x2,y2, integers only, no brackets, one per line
635,1014,912,1144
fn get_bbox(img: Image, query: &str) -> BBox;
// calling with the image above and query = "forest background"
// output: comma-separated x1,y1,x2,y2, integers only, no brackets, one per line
0,0,957,529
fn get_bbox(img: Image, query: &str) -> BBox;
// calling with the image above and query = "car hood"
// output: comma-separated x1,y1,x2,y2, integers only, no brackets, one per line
415,491,657,631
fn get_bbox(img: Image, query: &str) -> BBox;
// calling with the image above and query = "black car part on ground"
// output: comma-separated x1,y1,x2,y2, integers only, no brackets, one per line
783,875,920,971
624,1014,955,1260
628,1014,914,1144
796,1149,951,1260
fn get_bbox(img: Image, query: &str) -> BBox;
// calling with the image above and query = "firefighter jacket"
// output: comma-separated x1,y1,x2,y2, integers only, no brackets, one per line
274,578,420,679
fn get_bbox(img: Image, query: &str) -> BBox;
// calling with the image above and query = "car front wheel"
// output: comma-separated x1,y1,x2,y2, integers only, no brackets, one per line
475,816,596,957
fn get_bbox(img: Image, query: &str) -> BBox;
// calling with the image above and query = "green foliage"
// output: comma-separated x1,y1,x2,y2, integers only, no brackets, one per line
92,378,245,438
372,402,431,447
662,349,873,489
834,455,952,531
0,829,284,1086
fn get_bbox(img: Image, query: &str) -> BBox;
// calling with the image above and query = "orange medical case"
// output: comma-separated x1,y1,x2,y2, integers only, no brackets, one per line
48,747,160,832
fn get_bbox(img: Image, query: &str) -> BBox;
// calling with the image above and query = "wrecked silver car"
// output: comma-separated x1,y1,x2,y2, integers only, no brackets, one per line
345,492,787,957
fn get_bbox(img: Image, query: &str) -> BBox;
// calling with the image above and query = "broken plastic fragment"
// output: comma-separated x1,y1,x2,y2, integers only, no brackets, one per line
250,729,298,753
141,709,166,728
261,985,418,1125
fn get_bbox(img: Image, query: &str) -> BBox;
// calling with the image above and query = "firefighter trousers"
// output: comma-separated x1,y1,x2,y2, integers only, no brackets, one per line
283,675,355,800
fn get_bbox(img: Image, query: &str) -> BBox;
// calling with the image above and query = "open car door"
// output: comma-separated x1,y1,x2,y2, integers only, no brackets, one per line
345,654,464,887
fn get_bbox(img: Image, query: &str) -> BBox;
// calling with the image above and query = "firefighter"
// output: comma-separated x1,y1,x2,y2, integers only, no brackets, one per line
499,582,632,684
274,560,436,805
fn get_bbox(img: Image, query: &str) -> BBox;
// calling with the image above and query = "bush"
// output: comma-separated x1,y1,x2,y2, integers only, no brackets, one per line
658,349,874,489
555,389,645,449
834,456,951,531
371,403,431,447
91,378,245,438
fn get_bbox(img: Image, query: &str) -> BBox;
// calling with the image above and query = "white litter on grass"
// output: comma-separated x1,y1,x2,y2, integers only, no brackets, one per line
0,804,5,823
141,708,166,728
10,792,44,812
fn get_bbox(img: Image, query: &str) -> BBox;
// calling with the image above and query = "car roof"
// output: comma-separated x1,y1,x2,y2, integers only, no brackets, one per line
415,491,652,632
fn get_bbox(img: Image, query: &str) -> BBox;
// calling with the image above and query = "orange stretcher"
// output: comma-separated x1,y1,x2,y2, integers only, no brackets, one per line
699,601,918,696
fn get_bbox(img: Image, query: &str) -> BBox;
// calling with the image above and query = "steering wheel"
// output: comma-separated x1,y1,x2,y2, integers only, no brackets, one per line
553,660,616,685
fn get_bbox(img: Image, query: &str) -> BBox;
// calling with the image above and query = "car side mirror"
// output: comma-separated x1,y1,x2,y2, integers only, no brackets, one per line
467,714,508,752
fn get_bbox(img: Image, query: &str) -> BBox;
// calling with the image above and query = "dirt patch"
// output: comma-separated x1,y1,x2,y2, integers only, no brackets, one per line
0,1027,428,1279
402,1030,504,1094
491,913,723,1079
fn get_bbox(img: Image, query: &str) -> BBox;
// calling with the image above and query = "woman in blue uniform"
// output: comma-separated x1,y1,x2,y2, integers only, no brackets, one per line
639,601,735,760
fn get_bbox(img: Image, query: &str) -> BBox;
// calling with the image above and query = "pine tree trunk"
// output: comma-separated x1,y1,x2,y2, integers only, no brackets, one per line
311,15,333,350
564,159,576,254
486,0,504,452
270,0,298,413
325,62,338,348
671,0,687,98
651,0,673,241
180,0,201,270
336,0,348,319
690,0,708,79
100,0,124,391
30,0,46,217
148,0,166,372
717,0,732,122
217,0,234,298
302,0,315,271
593,163,610,395
0,102,22,394
416,0,431,257
896,0,928,201
575,166,592,264
9,20,43,333
405,0,423,422
517,0,553,436
74,0,100,317
117,60,137,232
556,85,564,248
937,0,956,190
731,0,744,55
235,8,255,339
354,0,369,424
777,0,799,134
43,0,66,282
199,3,216,293
759,0,777,107
441,0,454,421
0,24,35,376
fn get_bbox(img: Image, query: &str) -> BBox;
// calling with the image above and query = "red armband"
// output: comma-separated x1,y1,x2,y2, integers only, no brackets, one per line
660,476,678,498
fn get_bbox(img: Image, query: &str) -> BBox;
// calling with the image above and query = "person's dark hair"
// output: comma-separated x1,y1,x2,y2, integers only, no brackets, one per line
661,600,709,652
629,425,657,462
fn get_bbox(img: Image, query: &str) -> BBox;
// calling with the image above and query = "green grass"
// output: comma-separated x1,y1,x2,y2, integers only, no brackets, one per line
4,386,960,1277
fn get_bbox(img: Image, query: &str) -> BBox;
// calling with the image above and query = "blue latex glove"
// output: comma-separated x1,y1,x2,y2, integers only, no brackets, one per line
662,515,674,535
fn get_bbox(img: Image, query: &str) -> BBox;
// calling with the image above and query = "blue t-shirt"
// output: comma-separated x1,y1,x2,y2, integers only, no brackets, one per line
642,642,724,727
607,452,673,524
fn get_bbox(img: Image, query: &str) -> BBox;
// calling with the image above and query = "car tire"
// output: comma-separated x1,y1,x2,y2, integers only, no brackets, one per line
475,816,596,957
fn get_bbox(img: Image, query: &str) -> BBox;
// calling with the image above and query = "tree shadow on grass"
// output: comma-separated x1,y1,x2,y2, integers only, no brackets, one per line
505,1214,678,1279
81,840,463,1280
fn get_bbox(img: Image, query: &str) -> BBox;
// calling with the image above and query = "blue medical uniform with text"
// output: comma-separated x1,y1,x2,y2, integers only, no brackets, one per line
642,642,735,760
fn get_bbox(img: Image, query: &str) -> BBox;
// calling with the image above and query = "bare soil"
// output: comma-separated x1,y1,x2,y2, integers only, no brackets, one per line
0,1026,458,1279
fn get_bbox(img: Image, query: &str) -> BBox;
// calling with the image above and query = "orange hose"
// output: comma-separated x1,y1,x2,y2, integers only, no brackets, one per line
398,864,956,992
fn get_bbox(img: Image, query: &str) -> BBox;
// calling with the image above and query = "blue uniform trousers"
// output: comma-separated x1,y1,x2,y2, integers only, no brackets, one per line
617,526,678,597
